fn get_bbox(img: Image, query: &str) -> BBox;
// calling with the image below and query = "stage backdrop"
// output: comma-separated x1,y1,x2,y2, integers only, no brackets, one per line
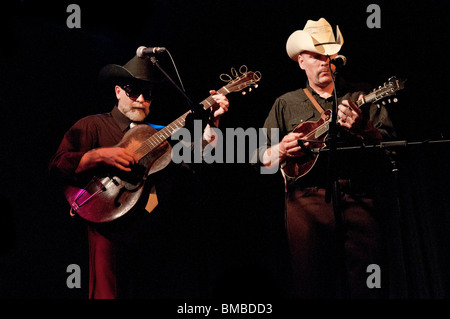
1,0,449,299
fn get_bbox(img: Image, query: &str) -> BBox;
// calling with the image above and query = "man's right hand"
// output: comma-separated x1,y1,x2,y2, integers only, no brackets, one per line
262,132,310,170
75,147,138,173
279,132,310,160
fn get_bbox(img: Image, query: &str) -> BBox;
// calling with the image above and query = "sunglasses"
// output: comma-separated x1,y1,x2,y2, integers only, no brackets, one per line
120,85,152,101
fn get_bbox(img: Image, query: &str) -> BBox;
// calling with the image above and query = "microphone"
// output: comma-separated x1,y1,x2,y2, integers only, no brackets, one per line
136,46,167,57
330,55,347,67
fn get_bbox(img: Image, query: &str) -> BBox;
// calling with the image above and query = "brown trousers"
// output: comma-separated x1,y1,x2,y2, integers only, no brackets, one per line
285,186,384,299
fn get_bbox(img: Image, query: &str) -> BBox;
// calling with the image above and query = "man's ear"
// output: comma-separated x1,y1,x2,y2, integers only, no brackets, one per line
114,85,121,99
298,54,305,70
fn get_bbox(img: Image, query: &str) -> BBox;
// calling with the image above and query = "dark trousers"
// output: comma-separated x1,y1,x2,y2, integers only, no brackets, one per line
285,185,385,299
88,226,117,299
86,206,201,299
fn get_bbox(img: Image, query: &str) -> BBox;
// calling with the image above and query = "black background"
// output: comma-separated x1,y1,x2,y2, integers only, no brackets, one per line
1,0,450,303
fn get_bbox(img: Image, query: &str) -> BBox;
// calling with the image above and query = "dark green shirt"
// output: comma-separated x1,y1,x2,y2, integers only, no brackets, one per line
262,80,397,189
263,81,396,147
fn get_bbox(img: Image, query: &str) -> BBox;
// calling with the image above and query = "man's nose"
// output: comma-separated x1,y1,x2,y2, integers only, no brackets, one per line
136,94,145,102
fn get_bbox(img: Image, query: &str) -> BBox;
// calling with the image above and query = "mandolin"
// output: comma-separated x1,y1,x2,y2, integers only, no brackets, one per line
280,76,405,182
65,67,261,223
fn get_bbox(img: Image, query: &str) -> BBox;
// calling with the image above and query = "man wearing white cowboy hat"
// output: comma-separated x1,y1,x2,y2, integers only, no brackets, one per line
49,52,229,299
260,18,396,298
286,18,344,99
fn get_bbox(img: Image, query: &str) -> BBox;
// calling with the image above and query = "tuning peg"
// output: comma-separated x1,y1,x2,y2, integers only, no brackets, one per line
393,97,398,103
242,91,246,95
248,88,252,92
254,84,259,89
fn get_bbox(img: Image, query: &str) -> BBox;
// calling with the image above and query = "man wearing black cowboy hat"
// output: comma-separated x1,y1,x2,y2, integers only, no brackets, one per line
49,53,229,299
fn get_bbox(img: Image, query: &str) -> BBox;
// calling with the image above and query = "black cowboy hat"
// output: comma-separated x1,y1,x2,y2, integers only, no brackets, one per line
98,54,161,90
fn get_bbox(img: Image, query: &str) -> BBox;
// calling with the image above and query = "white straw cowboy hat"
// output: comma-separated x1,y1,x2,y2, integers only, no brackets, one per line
286,18,344,60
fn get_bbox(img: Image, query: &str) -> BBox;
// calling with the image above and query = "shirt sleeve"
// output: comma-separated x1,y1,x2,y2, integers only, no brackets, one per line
368,103,397,141
249,98,287,168
48,118,96,183
262,97,287,148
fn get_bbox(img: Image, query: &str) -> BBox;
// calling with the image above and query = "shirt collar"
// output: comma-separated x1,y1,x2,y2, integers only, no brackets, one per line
306,82,335,102
111,105,132,132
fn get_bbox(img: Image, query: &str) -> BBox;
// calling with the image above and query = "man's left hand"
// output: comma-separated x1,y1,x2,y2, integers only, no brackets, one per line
208,90,229,126
337,96,364,133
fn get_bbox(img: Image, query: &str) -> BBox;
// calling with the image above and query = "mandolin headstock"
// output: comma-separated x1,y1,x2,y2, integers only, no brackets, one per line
221,65,261,95
358,76,406,106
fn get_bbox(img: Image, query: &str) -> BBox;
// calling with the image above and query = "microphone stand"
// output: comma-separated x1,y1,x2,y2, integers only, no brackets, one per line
149,55,207,282
324,57,349,298
149,56,195,110
149,55,216,128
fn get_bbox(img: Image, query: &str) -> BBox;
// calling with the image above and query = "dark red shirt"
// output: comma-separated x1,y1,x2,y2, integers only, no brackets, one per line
49,106,133,183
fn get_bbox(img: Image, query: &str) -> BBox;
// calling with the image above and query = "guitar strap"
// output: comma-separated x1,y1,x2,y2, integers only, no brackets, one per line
303,88,328,121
